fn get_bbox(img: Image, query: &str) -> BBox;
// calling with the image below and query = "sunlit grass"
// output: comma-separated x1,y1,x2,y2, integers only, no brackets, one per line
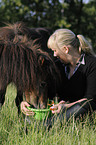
0,84,96,145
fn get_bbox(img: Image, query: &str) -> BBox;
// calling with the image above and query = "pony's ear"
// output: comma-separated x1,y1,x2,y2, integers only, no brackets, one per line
38,55,45,66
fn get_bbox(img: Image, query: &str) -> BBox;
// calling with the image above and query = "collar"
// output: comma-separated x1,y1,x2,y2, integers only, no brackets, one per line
65,53,85,79
76,54,85,65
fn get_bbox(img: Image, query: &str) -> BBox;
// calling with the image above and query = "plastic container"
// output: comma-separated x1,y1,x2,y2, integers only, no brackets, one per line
27,107,52,121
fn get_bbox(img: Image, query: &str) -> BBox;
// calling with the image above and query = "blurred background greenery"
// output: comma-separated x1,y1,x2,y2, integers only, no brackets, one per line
0,0,96,50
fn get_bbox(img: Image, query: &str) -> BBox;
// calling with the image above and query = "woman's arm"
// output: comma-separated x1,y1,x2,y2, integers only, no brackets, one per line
51,98,87,114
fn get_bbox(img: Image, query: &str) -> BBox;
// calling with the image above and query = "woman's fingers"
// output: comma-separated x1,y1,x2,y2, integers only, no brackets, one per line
20,101,35,116
59,100,65,104
51,100,65,114
22,110,34,116
21,107,35,116
52,105,62,114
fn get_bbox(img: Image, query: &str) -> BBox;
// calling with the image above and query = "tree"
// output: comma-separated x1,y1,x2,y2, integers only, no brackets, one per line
20,0,62,29
59,0,96,50
0,0,31,26
0,0,95,49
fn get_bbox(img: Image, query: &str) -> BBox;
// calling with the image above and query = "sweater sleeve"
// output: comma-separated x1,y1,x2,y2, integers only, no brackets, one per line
85,60,96,101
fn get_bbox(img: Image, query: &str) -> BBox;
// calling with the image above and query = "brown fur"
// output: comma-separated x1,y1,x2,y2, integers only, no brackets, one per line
0,22,60,111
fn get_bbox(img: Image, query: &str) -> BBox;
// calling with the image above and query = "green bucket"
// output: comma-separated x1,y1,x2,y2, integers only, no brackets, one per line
27,107,52,121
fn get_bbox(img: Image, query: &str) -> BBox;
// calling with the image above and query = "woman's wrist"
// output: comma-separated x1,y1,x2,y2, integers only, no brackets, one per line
65,98,88,108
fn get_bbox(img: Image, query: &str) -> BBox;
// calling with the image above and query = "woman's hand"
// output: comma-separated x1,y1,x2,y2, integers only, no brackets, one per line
51,98,88,114
20,101,35,116
50,100,66,114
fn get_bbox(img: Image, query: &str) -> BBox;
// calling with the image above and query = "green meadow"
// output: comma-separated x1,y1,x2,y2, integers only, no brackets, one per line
0,84,96,145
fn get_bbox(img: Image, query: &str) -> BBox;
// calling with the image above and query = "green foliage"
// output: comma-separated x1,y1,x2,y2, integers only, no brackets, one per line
59,0,96,49
82,1,96,50
0,0,95,50
0,84,96,145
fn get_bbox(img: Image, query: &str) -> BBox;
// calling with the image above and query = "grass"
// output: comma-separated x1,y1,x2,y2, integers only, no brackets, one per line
0,84,96,145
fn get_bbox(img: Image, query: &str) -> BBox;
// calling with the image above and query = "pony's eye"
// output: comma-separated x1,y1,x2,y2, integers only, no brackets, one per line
40,82,47,88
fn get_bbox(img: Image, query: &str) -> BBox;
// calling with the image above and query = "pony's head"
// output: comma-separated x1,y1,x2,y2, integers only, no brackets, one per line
0,29,60,109
24,48,60,109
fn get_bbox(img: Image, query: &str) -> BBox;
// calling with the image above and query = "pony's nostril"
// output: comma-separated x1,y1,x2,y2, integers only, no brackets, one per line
40,82,47,88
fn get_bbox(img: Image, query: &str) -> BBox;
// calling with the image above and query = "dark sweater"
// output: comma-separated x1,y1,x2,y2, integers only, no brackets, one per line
56,54,96,109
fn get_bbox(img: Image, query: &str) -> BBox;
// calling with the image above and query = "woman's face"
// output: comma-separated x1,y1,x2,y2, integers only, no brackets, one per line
52,47,69,64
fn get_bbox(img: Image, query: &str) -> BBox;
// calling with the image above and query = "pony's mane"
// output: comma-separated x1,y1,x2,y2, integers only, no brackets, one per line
0,22,53,53
0,40,59,92
0,22,31,44
0,22,60,93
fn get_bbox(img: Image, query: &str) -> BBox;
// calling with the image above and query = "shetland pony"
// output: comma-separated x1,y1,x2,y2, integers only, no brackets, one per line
0,24,60,113
0,22,53,54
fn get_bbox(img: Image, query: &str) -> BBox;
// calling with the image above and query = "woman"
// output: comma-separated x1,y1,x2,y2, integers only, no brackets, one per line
47,28,96,122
